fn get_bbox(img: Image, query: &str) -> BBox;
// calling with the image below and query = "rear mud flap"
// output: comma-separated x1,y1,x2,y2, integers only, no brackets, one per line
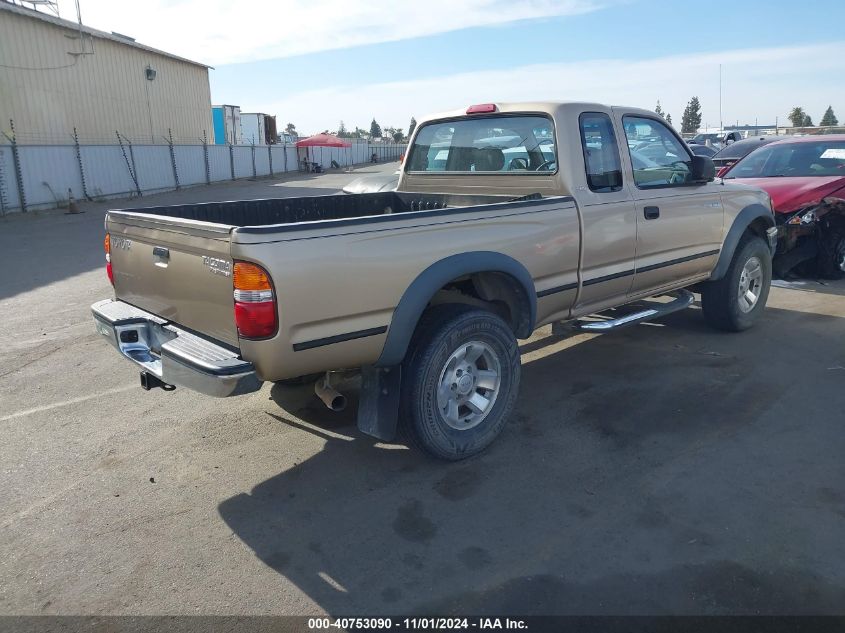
357,365,401,441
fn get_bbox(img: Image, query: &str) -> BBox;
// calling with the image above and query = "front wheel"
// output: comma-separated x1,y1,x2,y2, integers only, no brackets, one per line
400,305,521,460
816,221,845,280
701,235,772,332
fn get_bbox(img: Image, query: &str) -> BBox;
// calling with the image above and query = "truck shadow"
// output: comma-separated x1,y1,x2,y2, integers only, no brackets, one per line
0,207,106,301
218,305,845,615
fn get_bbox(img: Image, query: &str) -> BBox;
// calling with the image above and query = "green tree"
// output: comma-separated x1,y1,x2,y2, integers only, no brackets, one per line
370,118,382,139
820,106,839,126
666,113,673,126
788,107,807,127
803,114,814,127
654,100,665,118
408,117,417,138
337,120,349,137
284,122,297,136
681,97,702,134
392,128,404,143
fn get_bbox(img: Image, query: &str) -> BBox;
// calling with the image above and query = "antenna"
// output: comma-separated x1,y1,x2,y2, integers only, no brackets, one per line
65,0,95,57
9,0,60,16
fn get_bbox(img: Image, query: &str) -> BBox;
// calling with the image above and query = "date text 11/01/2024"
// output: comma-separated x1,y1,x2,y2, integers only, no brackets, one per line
307,617,528,630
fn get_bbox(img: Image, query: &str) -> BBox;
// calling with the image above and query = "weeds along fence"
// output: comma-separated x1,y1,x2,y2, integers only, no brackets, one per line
0,131,407,214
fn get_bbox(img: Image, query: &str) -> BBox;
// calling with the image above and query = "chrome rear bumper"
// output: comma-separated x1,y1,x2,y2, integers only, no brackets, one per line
91,299,262,397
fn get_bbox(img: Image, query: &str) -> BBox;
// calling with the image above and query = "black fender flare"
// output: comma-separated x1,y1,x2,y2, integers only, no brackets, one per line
709,203,776,281
375,251,537,367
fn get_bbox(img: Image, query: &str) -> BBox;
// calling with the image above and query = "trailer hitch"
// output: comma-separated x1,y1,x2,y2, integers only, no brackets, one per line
140,371,176,392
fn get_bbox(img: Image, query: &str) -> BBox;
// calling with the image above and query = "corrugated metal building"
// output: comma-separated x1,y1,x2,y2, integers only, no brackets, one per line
0,2,214,144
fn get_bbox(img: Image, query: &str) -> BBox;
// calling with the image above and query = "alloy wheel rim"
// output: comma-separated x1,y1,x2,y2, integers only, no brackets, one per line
738,256,763,313
436,340,501,431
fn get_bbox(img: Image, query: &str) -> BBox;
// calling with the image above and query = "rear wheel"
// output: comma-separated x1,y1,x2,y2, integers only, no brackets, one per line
701,235,772,331
400,305,520,460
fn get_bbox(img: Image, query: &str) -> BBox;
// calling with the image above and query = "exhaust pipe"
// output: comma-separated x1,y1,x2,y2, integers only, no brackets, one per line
314,374,347,411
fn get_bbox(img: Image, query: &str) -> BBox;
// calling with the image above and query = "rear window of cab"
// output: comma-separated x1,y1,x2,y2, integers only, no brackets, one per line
406,115,557,174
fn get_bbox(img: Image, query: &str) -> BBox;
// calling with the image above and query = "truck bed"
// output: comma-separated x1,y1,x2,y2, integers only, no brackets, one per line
112,191,543,229
105,191,557,349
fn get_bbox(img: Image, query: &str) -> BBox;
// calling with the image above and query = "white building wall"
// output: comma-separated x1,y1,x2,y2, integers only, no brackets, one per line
0,6,214,144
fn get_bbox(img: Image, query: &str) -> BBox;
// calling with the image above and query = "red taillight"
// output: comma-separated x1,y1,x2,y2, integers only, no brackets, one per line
104,233,114,285
233,261,277,339
234,301,276,338
466,103,497,114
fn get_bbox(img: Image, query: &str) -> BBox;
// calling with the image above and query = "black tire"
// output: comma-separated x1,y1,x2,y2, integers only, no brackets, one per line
400,304,521,460
701,235,772,332
816,221,845,280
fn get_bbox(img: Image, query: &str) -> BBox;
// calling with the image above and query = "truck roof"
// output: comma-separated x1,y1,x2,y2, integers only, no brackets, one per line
416,102,653,127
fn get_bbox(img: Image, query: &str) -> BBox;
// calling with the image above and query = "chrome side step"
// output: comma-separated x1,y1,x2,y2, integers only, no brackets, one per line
574,290,695,332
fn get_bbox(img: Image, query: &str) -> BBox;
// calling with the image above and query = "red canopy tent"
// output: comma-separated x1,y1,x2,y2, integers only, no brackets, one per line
295,133,352,171
295,133,351,148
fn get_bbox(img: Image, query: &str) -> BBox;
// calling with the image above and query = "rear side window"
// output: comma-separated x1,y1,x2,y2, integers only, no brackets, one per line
407,115,556,174
579,112,623,192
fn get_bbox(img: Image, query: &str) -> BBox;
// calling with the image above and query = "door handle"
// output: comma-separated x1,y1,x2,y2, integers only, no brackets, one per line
644,206,660,220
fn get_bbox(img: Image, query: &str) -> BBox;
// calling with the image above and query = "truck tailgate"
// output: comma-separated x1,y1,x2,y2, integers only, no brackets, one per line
106,212,238,347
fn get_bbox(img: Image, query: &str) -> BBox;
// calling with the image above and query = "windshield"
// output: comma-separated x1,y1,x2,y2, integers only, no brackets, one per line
713,138,774,160
407,115,556,173
692,133,720,144
725,141,845,178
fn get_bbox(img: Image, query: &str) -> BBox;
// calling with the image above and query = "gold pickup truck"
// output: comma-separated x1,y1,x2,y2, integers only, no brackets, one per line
92,102,777,460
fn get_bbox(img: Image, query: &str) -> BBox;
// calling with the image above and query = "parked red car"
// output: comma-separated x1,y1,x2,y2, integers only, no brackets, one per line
721,135,845,278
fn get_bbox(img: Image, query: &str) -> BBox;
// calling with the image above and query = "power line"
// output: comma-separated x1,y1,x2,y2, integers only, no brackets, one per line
0,56,79,70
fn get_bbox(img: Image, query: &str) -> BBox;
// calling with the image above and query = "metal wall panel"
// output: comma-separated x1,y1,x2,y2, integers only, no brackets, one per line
207,145,233,181
17,145,82,207
80,146,136,197
132,145,174,193
270,145,291,173
0,9,214,145
173,145,206,186
231,146,252,179
0,140,408,211
253,146,270,177
0,145,21,212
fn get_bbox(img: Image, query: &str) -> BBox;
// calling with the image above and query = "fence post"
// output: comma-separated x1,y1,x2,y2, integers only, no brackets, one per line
202,130,211,185
5,120,27,213
229,143,235,180
283,142,288,172
250,143,257,178
268,144,273,176
116,131,141,197
167,128,180,190
0,145,7,216
72,127,91,201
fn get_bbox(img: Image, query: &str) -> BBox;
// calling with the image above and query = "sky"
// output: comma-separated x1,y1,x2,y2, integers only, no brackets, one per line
56,0,845,135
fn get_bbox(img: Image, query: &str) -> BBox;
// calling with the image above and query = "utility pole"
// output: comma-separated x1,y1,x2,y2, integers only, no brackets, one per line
718,63,723,130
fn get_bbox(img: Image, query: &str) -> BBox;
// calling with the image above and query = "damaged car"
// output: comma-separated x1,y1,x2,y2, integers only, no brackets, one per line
722,135,845,278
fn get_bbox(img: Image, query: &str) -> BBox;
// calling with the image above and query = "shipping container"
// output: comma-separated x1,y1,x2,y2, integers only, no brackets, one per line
212,104,242,145
240,112,276,145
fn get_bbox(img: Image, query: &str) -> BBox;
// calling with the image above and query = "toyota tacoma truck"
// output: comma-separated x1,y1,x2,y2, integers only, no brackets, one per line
92,102,777,460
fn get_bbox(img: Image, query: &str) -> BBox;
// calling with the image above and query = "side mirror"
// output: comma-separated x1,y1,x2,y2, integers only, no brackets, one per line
690,155,716,182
